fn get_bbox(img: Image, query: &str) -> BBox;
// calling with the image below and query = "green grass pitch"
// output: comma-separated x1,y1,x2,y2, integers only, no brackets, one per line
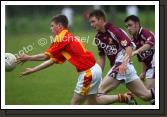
5,31,150,105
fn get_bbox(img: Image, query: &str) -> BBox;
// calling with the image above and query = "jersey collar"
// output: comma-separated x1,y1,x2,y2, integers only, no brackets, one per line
133,27,143,40
138,27,143,35
54,29,68,43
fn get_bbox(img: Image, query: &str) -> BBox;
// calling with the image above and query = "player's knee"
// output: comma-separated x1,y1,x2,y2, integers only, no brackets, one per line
147,84,154,90
146,79,155,89
139,92,152,101
96,94,106,105
96,97,103,105
98,85,107,94
99,84,115,94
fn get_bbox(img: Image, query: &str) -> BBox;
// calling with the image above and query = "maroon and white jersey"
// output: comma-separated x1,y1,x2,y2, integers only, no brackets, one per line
95,22,133,66
132,27,155,68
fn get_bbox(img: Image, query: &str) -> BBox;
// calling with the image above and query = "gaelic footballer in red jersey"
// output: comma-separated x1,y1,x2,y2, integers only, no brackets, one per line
124,15,155,90
16,15,102,105
16,15,133,105
89,9,155,104
45,29,96,72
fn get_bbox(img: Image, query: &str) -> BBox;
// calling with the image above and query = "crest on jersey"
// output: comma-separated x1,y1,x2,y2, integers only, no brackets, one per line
121,40,128,47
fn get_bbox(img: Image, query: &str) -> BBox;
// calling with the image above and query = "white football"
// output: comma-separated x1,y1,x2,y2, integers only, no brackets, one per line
5,53,17,72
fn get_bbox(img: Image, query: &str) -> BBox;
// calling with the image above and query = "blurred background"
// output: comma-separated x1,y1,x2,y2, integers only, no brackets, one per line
6,5,155,34
5,5,155,105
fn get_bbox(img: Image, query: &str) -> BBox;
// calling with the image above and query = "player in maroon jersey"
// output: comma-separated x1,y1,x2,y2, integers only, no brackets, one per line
124,15,155,90
89,9,155,104
17,14,135,105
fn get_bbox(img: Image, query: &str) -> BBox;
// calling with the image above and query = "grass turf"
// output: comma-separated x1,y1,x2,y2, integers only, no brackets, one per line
5,31,149,105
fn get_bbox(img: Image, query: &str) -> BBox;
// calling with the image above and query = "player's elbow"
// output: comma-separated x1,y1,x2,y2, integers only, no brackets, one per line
44,55,50,60
43,54,50,60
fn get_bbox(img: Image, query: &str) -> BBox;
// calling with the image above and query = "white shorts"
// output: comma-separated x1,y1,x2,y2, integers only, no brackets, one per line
107,63,139,84
146,68,155,79
74,64,102,96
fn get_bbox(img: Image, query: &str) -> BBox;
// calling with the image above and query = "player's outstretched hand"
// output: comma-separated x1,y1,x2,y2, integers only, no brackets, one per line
20,68,34,77
16,54,30,65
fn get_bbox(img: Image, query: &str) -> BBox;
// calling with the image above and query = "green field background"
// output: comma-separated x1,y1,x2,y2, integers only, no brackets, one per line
5,5,155,105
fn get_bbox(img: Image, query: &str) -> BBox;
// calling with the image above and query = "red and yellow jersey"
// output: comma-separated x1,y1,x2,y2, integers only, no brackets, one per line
44,29,96,72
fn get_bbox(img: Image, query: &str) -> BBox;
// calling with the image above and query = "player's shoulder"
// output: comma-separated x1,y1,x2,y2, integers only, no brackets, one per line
141,27,149,33
106,22,125,35
140,27,154,41
105,22,119,32
141,27,154,36
63,31,75,41
65,31,73,37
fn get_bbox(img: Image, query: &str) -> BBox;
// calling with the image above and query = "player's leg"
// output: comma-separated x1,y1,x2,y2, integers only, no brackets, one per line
85,64,102,105
126,79,153,101
98,64,122,94
85,91,137,105
98,76,121,94
72,68,92,105
96,64,136,105
124,63,154,104
127,79,155,104
87,94,98,104
145,68,155,104
96,93,137,105
86,63,136,105
146,78,155,89
85,63,122,105
96,94,119,104
74,63,102,105
71,93,87,105
145,68,155,89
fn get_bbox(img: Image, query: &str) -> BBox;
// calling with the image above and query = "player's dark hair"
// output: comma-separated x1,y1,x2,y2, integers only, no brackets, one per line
51,14,68,28
89,9,106,21
124,15,140,23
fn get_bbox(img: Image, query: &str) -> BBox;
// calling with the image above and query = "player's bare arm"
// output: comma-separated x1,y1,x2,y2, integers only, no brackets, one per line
98,55,106,71
132,44,151,56
118,46,132,74
16,53,49,64
20,59,54,77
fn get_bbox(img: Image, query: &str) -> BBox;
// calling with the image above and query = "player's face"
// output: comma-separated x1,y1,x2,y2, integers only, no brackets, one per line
50,21,61,36
89,16,103,31
125,20,139,35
